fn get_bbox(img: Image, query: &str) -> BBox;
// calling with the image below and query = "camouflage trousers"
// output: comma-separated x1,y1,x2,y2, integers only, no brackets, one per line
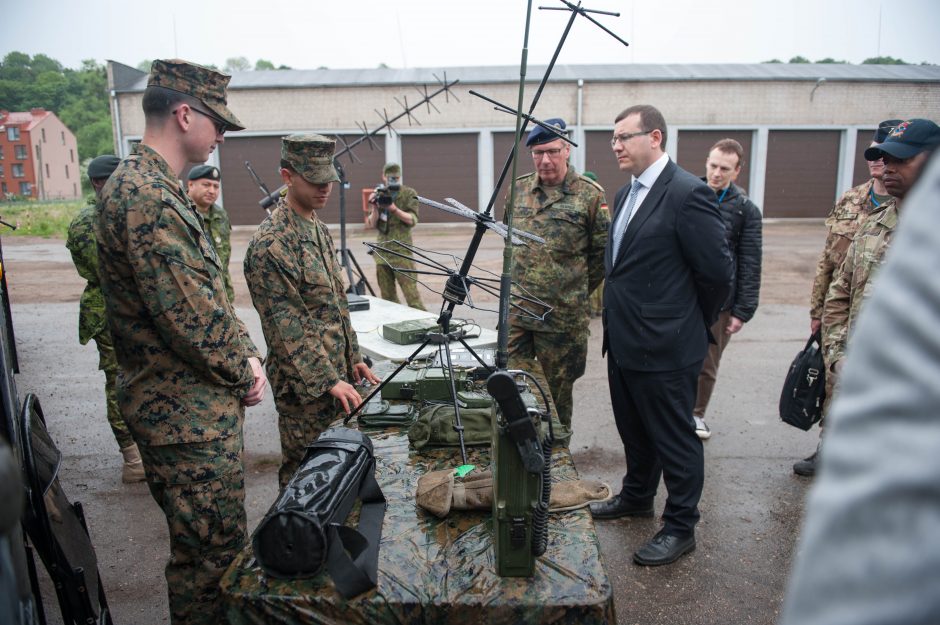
138,435,247,625
376,258,426,310
508,325,588,430
589,281,604,317
92,330,134,449
275,392,341,488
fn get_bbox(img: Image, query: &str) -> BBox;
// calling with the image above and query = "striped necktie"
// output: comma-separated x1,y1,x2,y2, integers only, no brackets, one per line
611,179,643,260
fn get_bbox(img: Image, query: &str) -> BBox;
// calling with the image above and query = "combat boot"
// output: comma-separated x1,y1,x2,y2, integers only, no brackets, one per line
793,442,821,477
120,443,146,483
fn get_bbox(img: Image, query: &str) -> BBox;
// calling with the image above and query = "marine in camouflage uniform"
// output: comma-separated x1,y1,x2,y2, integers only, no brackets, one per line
245,134,378,488
366,163,426,310
187,165,234,302
507,119,609,432
65,154,145,482
95,59,266,625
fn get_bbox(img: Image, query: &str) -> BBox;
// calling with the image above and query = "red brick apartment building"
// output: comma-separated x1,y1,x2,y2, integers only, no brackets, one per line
0,108,80,200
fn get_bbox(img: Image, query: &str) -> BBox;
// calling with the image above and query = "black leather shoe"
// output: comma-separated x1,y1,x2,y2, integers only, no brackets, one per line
633,530,696,566
589,495,654,520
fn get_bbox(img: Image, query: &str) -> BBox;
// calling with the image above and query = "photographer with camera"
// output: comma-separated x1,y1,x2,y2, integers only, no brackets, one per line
365,163,426,310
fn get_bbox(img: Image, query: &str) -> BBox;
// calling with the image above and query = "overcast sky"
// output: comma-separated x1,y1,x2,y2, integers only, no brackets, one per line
3,0,939,71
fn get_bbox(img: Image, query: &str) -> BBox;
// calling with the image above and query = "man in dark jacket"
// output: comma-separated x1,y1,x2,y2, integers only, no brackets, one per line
692,139,762,439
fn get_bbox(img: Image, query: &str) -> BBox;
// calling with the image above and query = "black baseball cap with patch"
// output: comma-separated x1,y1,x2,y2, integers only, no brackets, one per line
865,118,940,160
873,119,903,144
188,165,221,181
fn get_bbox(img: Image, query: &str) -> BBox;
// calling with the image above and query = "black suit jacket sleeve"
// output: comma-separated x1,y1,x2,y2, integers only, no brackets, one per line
678,183,734,327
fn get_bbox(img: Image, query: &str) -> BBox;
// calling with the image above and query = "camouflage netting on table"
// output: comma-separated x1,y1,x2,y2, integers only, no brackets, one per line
221,428,615,624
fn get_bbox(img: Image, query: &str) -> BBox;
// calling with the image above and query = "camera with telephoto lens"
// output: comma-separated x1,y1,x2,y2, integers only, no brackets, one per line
373,175,401,208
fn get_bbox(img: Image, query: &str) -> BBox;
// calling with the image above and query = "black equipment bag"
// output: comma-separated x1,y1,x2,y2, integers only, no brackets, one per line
779,331,827,431
251,427,386,598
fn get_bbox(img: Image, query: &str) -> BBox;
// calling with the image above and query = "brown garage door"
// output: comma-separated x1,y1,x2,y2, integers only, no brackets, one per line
676,130,753,195
400,133,478,224
764,130,841,218
584,130,624,203
218,133,388,226
852,129,875,187
492,130,528,221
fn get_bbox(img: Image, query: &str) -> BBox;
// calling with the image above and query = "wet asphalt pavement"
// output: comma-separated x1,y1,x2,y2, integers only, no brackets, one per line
4,221,825,624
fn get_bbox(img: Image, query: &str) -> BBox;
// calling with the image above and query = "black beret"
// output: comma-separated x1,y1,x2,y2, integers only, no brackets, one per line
188,165,221,181
87,155,120,180
526,118,567,147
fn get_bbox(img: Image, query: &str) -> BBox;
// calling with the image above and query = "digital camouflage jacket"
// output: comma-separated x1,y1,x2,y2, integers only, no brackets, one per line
201,203,234,302
95,143,260,446
508,166,609,331
66,199,108,345
244,199,361,403
822,198,898,367
810,179,881,320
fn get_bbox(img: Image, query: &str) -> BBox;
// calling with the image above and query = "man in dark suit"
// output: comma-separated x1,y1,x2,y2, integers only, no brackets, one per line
589,104,732,566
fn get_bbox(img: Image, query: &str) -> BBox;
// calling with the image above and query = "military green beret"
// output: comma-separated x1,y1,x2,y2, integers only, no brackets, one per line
383,162,402,176
281,134,340,185
188,165,221,181
87,155,120,181
148,59,245,131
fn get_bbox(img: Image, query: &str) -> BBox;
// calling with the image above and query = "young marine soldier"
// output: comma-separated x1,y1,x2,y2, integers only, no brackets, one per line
66,154,145,483
186,165,234,302
95,59,268,625
794,119,901,476
507,118,609,434
244,134,379,488
365,162,426,310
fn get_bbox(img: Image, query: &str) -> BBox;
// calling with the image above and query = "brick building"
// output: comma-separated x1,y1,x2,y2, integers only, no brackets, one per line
106,61,940,225
0,108,81,200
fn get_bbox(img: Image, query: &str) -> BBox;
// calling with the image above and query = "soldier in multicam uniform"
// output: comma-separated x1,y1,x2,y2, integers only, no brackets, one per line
507,118,609,434
95,59,268,625
244,134,379,488
187,165,234,302
65,154,145,483
365,162,426,310
823,118,940,379
794,119,908,476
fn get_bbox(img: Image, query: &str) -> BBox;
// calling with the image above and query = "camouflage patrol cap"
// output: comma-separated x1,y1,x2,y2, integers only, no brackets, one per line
281,134,340,184
87,155,120,180
148,59,245,131
188,164,221,181
383,162,402,176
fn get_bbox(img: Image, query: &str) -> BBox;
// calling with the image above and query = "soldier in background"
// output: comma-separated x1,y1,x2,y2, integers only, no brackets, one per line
95,59,267,624
187,165,234,302
365,162,426,310
66,154,145,483
507,118,609,434
794,119,900,477
245,134,379,488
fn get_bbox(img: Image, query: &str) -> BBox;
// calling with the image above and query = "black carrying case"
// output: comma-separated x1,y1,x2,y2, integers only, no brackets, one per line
779,331,827,431
251,427,386,598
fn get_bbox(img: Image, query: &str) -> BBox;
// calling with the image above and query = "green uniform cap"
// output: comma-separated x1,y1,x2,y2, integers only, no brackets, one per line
188,165,221,181
148,59,245,131
281,134,340,184
87,155,120,181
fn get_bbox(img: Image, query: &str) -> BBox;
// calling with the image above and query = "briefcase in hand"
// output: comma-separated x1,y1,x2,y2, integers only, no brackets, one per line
779,331,827,431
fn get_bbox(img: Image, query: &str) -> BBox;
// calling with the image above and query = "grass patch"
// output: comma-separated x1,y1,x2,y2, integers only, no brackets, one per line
0,198,88,238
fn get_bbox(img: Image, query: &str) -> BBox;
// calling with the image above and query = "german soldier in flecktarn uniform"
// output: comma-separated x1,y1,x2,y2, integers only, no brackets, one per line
506,118,609,436
95,59,268,625
244,134,379,488
66,154,145,483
